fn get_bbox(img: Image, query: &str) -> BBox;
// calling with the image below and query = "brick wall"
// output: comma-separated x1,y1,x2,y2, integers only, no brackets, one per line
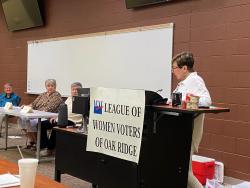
0,0,249,180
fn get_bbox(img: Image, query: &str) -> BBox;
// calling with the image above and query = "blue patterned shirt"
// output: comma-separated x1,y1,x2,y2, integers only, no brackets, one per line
0,93,21,107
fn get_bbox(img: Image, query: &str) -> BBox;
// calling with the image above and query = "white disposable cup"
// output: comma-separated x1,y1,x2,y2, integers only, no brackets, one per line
18,158,38,188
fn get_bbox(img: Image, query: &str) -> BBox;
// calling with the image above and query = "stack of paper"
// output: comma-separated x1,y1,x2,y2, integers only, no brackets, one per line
0,173,20,187
232,182,250,188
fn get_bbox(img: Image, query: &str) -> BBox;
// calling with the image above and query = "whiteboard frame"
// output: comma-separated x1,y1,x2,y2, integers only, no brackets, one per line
27,23,174,97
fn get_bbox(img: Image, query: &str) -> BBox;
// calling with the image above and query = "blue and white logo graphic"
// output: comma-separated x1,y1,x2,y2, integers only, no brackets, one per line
94,100,103,114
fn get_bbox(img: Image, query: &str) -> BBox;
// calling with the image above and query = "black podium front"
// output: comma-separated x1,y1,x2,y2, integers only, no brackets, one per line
54,105,229,188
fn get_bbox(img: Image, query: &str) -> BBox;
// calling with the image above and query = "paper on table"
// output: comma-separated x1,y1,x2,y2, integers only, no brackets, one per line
0,173,20,187
8,136,22,139
232,182,250,188
20,105,33,113
0,182,20,188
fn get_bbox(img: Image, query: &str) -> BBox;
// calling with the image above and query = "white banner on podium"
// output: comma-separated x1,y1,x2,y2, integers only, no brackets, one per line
86,87,145,163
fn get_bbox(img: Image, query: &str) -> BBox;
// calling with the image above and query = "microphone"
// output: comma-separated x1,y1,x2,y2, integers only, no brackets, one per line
155,89,163,93
57,103,68,128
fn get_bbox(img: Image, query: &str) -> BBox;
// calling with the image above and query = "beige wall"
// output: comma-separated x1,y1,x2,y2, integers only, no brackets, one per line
0,0,249,180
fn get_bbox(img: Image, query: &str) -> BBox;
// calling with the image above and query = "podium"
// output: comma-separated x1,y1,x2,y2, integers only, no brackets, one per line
54,104,229,188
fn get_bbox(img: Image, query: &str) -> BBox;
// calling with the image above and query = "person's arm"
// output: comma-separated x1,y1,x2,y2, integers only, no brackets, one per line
12,95,21,106
177,76,212,107
187,80,212,107
198,94,211,107
0,94,4,107
30,94,43,108
194,79,211,107
49,117,57,124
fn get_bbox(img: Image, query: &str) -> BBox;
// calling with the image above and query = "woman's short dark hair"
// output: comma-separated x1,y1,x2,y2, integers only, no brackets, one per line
172,52,194,71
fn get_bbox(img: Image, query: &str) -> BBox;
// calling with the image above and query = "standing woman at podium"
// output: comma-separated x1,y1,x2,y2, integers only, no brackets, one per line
171,52,211,188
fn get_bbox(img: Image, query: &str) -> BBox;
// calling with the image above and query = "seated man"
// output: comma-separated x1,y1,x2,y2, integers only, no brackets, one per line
0,83,21,133
40,82,83,156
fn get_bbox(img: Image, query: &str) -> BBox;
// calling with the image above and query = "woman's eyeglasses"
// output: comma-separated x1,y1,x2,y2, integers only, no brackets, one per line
172,66,179,70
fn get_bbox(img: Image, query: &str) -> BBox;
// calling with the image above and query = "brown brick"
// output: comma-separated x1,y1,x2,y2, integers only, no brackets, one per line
236,139,250,157
0,63,26,72
199,132,211,148
222,152,250,174
238,105,250,122
202,72,237,88
174,27,190,43
237,73,250,88
207,103,238,121
198,148,223,161
191,24,227,42
224,0,250,7
227,38,250,55
228,21,250,39
226,4,250,23
195,56,225,73
226,88,250,105
204,118,224,135
226,55,250,72
226,168,250,182
210,134,236,153
191,9,228,28
173,42,190,55
190,0,225,12
170,14,191,30
208,87,227,103
190,40,228,57
221,121,250,139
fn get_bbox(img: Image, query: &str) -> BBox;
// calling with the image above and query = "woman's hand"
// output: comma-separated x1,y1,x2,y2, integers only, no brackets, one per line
20,104,32,109
49,117,57,124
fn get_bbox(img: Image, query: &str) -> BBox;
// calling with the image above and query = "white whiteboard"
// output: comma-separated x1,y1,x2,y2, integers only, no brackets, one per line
27,23,173,97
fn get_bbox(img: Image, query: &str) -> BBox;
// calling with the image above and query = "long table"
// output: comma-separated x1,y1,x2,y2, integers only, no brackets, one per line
0,157,67,188
54,105,229,188
0,107,57,161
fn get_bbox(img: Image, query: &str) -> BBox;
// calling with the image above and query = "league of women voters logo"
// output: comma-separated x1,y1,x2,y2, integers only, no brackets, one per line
94,100,103,114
